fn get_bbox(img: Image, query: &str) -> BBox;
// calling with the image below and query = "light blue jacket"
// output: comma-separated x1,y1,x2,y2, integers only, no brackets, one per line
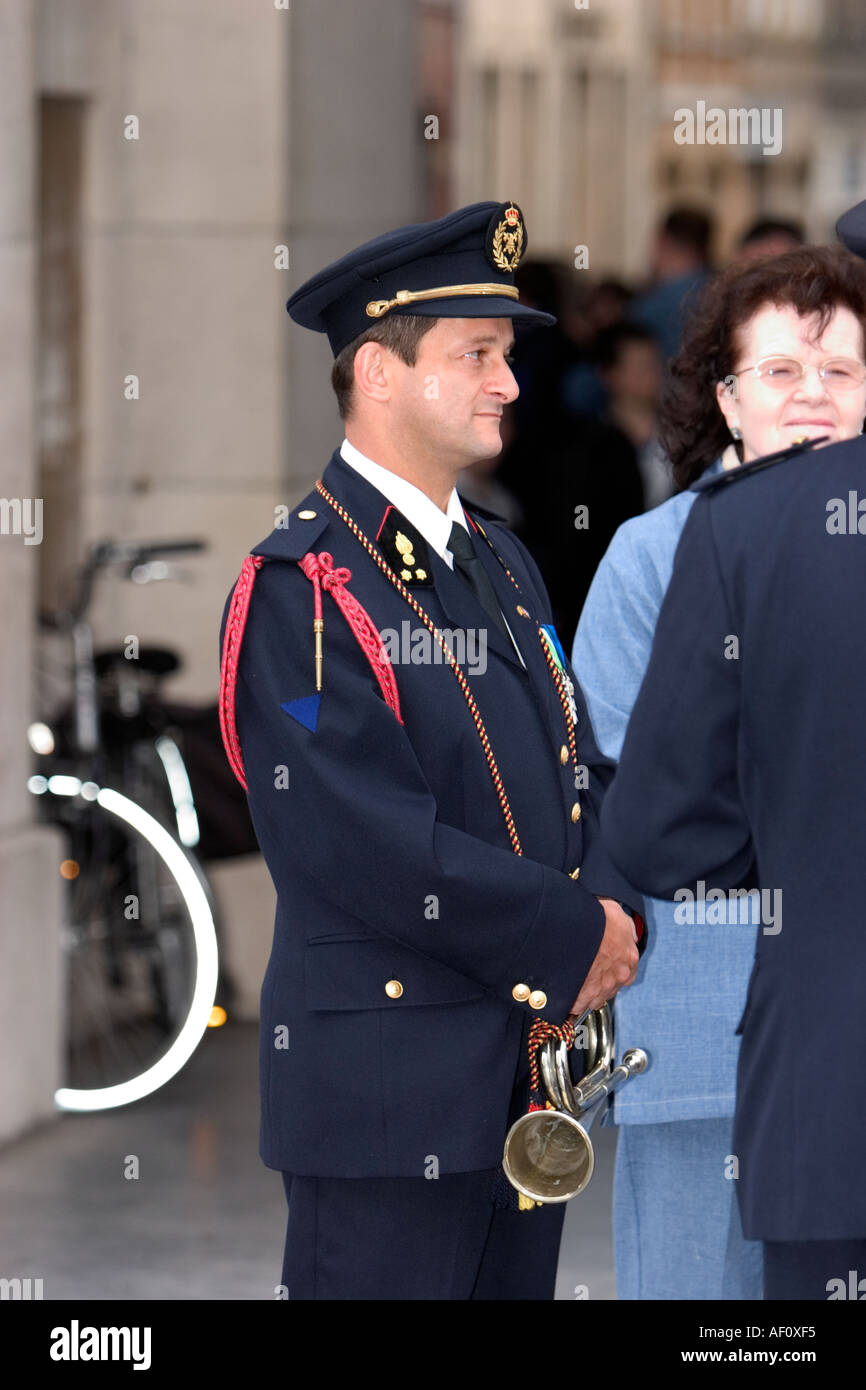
572,457,758,1123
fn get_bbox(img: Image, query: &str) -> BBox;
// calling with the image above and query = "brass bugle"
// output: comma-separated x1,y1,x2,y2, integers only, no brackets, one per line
502,1004,648,1203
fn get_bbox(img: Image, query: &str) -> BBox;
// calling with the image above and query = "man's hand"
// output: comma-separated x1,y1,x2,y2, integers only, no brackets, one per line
569,897,639,1018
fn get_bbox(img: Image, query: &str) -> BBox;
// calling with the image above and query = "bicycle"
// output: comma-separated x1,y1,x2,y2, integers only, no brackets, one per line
28,539,224,1112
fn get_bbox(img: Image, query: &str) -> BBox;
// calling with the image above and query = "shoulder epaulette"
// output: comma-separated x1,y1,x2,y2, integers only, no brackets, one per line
252,493,330,561
219,487,404,789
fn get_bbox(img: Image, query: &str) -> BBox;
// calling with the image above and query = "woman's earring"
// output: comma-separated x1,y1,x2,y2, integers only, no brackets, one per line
730,425,742,440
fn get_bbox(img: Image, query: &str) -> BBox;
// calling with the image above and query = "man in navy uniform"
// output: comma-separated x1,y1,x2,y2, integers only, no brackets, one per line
600,432,866,1300
218,201,644,1300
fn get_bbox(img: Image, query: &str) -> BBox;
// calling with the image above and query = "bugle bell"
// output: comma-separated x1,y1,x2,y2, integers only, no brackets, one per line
502,1003,648,1203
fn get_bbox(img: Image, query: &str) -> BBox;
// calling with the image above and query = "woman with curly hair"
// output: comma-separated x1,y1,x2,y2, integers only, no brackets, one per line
572,243,866,1300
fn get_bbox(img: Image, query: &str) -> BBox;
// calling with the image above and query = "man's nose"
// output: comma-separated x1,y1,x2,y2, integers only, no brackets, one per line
488,360,519,403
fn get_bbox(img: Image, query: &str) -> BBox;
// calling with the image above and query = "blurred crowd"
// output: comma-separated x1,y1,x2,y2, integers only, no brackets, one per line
458,206,806,648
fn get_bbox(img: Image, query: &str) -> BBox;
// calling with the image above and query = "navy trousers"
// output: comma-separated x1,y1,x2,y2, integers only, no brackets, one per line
279,1167,566,1300
763,1239,866,1300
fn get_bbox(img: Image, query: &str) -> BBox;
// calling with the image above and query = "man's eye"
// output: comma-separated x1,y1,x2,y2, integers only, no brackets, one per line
464,350,481,360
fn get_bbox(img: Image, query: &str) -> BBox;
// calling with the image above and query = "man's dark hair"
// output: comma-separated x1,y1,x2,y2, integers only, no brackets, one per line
661,206,713,260
331,314,438,419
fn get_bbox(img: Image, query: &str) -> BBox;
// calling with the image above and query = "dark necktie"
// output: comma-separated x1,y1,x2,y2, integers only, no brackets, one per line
447,521,512,644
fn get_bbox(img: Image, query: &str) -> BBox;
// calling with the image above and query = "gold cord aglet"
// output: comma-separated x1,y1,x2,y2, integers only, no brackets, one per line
313,618,324,691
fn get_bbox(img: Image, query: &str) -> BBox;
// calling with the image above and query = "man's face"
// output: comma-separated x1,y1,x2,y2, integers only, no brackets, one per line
388,317,519,468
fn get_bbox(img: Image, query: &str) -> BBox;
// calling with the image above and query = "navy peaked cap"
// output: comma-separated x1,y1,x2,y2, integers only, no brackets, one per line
286,200,556,355
837,198,866,259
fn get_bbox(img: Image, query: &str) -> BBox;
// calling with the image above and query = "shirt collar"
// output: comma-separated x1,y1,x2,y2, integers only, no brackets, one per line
340,437,468,569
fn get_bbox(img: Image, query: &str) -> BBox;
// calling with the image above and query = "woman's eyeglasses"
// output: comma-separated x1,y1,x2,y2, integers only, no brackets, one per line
732,356,866,391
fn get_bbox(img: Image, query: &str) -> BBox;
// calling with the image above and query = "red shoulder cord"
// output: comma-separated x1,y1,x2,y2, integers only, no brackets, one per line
298,550,402,723
218,551,402,790
219,555,263,791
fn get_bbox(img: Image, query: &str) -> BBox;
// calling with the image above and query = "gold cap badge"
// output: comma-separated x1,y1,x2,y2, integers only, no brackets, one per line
486,202,526,273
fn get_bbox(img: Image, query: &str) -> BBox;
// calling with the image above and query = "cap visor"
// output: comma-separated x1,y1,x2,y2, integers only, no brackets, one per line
390,297,556,329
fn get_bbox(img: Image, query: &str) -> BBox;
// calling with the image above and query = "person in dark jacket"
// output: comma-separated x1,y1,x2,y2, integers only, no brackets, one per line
600,242,866,1299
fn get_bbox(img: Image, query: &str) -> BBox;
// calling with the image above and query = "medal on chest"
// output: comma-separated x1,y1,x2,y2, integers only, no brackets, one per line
539,624,578,728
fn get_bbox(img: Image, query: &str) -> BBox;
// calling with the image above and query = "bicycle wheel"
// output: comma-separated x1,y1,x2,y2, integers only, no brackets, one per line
28,774,219,1110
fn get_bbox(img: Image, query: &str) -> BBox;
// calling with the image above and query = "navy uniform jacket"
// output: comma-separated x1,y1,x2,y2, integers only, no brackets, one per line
219,447,642,1178
601,435,866,1242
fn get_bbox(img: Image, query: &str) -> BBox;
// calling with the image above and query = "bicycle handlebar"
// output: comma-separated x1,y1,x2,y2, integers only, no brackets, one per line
91,538,207,566
47,539,208,626
132,539,207,559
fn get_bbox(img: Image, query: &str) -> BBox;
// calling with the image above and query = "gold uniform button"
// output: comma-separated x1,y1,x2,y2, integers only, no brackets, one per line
516,604,530,618
385,979,403,999
529,990,547,1010
559,745,569,765
512,983,531,1002
570,866,580,880
571,802,581,823
298,509,317,520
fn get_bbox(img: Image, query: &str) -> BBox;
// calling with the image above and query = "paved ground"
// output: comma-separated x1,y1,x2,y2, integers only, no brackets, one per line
0,1022,617,1300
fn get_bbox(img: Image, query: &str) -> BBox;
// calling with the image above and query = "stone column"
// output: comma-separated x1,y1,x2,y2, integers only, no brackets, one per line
285,0,422,490
0,0,65,1146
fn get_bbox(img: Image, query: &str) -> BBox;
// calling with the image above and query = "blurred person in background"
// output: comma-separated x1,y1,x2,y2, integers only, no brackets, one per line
495,259,581,549
736,215,805,262
523,405,645,649
560,278,635,419
506,259,582,437
499,274,646,647
572,242,866,1299
628,206,715,360
585,277,635,335
594,322,671,510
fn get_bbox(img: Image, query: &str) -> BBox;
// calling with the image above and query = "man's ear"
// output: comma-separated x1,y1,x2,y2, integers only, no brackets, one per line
353,341,393,406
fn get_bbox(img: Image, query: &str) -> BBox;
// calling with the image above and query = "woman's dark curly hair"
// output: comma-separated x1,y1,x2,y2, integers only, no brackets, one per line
660,244,866,488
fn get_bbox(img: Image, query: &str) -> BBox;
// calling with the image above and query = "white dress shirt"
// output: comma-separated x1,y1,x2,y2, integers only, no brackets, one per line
339,437,525,666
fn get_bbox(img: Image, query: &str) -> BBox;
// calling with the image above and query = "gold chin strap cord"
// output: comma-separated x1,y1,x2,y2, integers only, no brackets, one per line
366,283,519,318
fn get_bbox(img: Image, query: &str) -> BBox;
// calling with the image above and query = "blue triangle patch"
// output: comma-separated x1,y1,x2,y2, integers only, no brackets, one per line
280,694,321,732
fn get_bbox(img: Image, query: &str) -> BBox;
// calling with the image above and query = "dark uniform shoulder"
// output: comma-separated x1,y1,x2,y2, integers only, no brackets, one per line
458,492,522,559
458,494,519,554
249,488,334,562
458,495,519,557
456,492,510,525
690,435,828,494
